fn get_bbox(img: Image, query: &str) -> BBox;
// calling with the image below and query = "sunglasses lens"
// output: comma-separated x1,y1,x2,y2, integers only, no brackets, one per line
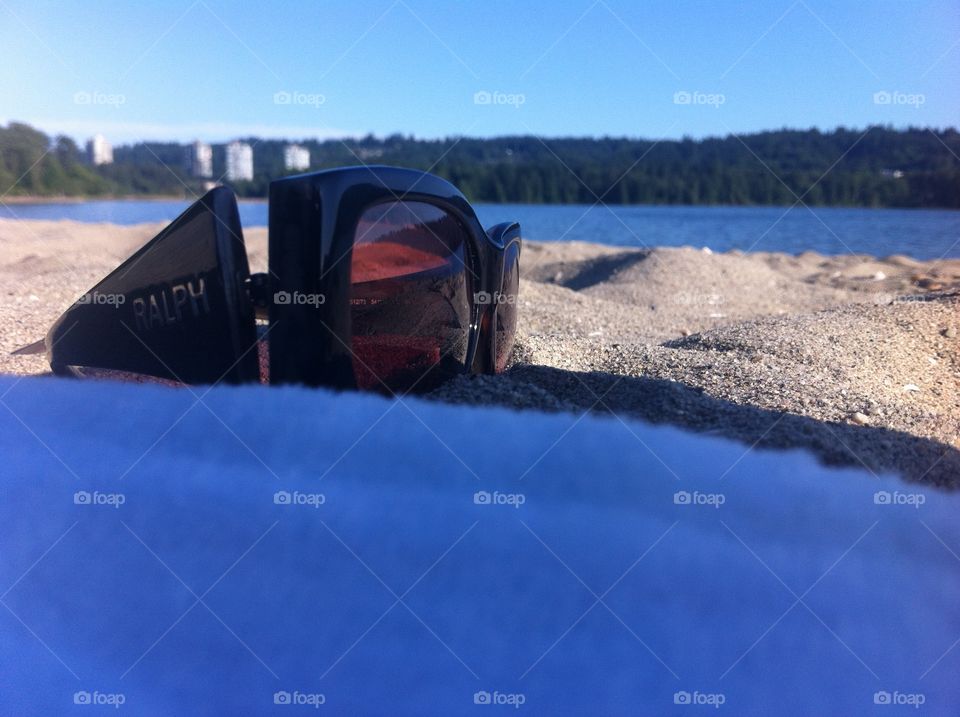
495,242,520,372
350,201,472,392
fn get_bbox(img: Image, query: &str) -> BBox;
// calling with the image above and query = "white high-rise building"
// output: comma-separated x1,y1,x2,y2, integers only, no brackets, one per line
225,141,254,181
187,140,213,178
86,134,113,166
283,144,310,171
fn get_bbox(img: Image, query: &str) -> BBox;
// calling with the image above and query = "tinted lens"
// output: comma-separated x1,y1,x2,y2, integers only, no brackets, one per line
350,201,471,392
495,242,520,372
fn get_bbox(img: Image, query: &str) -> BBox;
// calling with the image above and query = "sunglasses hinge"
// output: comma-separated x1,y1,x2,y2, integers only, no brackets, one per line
246,272,271,309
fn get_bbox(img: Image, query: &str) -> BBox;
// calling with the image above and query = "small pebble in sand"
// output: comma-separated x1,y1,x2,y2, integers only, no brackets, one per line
873,271,886,281
850,412,871,425
903,384,920,393
945,327,957,339
916,277,944,290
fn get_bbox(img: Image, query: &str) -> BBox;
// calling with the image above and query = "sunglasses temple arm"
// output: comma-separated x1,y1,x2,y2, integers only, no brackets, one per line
10,339,46,356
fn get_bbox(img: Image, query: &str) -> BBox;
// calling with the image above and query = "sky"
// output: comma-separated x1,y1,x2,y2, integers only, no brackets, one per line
0,0,957,144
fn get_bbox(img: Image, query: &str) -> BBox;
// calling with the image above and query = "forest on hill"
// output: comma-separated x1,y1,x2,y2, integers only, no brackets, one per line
1,122,957,208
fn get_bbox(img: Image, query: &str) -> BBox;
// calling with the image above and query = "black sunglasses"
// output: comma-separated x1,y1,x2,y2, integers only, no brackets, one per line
23,166,521,393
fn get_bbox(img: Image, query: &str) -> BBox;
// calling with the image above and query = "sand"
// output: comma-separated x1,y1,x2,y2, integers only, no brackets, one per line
1,218,958,486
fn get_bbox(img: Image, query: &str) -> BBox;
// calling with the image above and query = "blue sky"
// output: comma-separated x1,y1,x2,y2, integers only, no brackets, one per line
1,0,957,143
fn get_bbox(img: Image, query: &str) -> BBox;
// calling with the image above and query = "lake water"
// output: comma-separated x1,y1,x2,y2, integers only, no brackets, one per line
2,200,957,259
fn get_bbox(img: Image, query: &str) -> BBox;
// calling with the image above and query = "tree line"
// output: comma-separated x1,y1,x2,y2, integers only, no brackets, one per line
1,122,957,208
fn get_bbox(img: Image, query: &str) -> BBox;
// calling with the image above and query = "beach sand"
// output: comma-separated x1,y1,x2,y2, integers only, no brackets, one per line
1,218,957,485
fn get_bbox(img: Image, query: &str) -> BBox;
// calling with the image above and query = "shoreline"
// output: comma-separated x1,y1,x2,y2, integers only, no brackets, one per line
1,195,268,205
2,194,958,212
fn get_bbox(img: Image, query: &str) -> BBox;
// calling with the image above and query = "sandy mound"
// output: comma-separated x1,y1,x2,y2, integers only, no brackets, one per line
444,243,960,486
1,218,957,485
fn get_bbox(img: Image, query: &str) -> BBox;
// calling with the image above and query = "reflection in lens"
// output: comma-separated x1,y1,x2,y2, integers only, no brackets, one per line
495,242,520,372
350,201,471,392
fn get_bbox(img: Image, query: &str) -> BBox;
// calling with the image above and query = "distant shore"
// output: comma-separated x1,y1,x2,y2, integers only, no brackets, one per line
1,194,268,204
3,121,959,209
2,194,959,211
2,194,185,204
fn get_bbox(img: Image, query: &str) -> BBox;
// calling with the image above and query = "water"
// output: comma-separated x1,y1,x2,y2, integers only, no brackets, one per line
2,200,957,259
0,199,270,229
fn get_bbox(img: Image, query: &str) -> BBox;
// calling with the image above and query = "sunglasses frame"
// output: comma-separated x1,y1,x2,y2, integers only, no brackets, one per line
31,166,521,390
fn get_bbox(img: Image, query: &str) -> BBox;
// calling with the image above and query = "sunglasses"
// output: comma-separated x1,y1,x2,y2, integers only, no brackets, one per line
24,166,521,394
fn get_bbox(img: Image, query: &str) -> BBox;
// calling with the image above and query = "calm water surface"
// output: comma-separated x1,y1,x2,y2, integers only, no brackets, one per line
2,200,956,259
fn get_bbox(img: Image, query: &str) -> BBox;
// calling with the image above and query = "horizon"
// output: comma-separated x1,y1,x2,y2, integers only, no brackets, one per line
4,118,958,148
2,1,957,145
